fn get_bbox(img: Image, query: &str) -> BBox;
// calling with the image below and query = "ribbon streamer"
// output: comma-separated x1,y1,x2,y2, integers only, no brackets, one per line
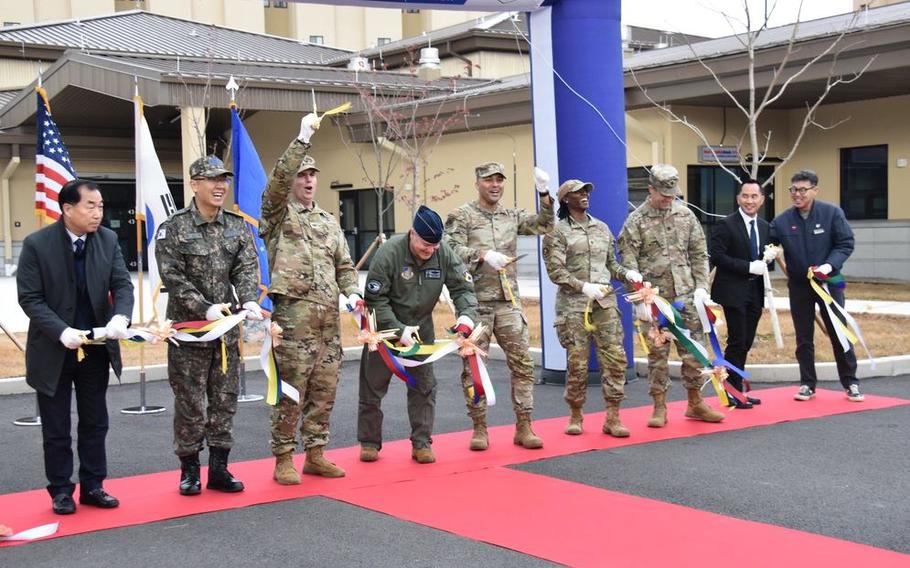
694,296,751,404
262,321,299,406
0,522,59,542
807,268,875,369
454,323,496,406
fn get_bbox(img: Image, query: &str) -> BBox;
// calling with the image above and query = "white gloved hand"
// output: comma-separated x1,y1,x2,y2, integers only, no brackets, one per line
453,315,474,337
104,315,130,340
762,244,781,263
242,301,264,321
483,250,510,271
297,112,320,144
625,269,643,283
59,327,88,350
533,166,550,195
398,325,420,348
816,263,833,275
205,303,231,322
748,260,767,276
581,282,606,301
693,288,710,305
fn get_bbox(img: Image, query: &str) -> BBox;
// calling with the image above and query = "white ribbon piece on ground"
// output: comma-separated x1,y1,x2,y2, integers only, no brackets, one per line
0,522,59,542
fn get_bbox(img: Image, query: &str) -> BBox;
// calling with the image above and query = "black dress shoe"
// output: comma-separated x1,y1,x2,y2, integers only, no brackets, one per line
52,494,76,515
728,397,754,409
747,396,762,405
79,488,120,508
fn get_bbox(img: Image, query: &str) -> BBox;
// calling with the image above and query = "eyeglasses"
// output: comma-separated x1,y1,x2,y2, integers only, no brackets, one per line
788,185,816,195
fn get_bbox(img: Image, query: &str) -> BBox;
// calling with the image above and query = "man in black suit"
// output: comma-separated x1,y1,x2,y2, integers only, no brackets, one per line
709,179,770,409
17,179,134,515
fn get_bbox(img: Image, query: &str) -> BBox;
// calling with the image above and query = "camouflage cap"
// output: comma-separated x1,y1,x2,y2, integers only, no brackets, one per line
189,155,232,178
557,179,594,202
649,164,680,196
296,154,321,174
474,162,506,179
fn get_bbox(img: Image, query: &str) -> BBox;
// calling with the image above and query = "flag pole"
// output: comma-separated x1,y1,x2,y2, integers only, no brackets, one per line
122,77,165,415
227,77,263,403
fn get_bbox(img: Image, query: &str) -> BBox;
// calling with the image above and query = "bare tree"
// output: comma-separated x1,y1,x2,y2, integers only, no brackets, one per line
631,0,875,188
338,67,469,233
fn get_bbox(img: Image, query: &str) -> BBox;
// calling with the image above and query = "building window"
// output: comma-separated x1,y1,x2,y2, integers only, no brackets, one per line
626,167,651,211
840,144,887,220
273,0,288,7
309,35,324,45
405,9,420,14
3,21,21,27
377,37,391,46
262,0,269,6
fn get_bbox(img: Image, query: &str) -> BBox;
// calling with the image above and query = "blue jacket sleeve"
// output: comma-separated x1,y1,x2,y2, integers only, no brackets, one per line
826,207,854,271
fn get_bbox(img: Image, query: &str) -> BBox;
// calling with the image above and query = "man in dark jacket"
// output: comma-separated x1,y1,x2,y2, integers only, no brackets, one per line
709,179,770,408
769,170,861,402
17,179,134,514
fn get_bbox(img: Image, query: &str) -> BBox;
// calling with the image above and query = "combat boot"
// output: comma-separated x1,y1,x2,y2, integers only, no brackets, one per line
565,407,583,435
684,388,725,423
273,452,301,485
178,453,201,496
303,446,346,478
513,413,544,449
469,415,489,451
602,401,630,438
206,447,245,492
359,445,379,462
411,447,436,464
647,392,668,428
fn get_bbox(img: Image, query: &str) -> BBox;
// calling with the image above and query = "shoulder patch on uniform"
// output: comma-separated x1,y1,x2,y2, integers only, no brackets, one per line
366,279,382,293
425,268,441,280
156,226,167,240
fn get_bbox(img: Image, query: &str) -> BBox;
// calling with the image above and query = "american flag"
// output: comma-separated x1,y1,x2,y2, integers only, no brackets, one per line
35,88,76,221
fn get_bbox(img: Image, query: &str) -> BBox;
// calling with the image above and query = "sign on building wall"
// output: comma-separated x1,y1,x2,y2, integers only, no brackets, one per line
699,145,742,163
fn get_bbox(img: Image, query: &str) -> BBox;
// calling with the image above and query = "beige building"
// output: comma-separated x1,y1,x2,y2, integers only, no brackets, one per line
1,0,483,52
1,4,909,281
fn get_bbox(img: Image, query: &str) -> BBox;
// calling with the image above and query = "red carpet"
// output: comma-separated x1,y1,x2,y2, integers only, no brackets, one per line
333,467,910,568
1,386,908,562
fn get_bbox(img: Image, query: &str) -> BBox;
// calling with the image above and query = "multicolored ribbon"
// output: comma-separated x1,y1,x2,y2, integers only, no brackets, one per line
807,267,875,369
454,323,495,405
262,321,299,406
694,297,751,404
352,309,418,388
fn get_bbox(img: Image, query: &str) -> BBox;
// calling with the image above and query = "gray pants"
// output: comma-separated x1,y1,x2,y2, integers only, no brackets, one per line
357,345,436,450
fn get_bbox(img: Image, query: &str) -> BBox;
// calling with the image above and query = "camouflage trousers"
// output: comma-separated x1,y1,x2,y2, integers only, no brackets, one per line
270,298,343,456
167,341,239,457
460,301,535,419
556,306,627,407
640,296,707,395
358,346,437,450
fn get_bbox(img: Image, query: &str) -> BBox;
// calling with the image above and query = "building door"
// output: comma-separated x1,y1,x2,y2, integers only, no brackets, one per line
93,178,184,271
338,188,394,269
686,165,776,229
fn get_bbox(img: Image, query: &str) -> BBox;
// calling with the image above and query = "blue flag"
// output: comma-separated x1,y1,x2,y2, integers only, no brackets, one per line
231,106,272,312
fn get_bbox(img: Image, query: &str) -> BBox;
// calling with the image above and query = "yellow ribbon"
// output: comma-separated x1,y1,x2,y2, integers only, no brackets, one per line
702,366,730,407
807,268,858,344
583,300,597,332
500,270,519,308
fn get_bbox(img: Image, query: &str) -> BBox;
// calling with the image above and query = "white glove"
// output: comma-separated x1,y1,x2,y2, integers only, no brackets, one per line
633,303,652,322
398,325,420,348
483,250,510,271
533,166,550,195
453,315,474,336
297,112,320,144
242,301,264,321
205,303,231,322
816,263,833,275
762,245,781,263
104,315,130,340
693,288,710,305
748,260,767,276
59,327,88,350
625,269,643,283
582,282,606,301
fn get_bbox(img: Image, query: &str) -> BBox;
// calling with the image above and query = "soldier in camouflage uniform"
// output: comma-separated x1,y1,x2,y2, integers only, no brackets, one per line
617,164,725,427
359,206,478,465
444,162,554,451
156,156,262,496
543,180,642,437
259,113,361,484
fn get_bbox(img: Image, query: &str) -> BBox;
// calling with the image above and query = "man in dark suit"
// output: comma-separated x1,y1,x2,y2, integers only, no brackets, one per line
709,179,770,409
17,179,134,515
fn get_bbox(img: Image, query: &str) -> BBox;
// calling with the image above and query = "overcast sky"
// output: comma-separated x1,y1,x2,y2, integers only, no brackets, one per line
621,0,855,38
